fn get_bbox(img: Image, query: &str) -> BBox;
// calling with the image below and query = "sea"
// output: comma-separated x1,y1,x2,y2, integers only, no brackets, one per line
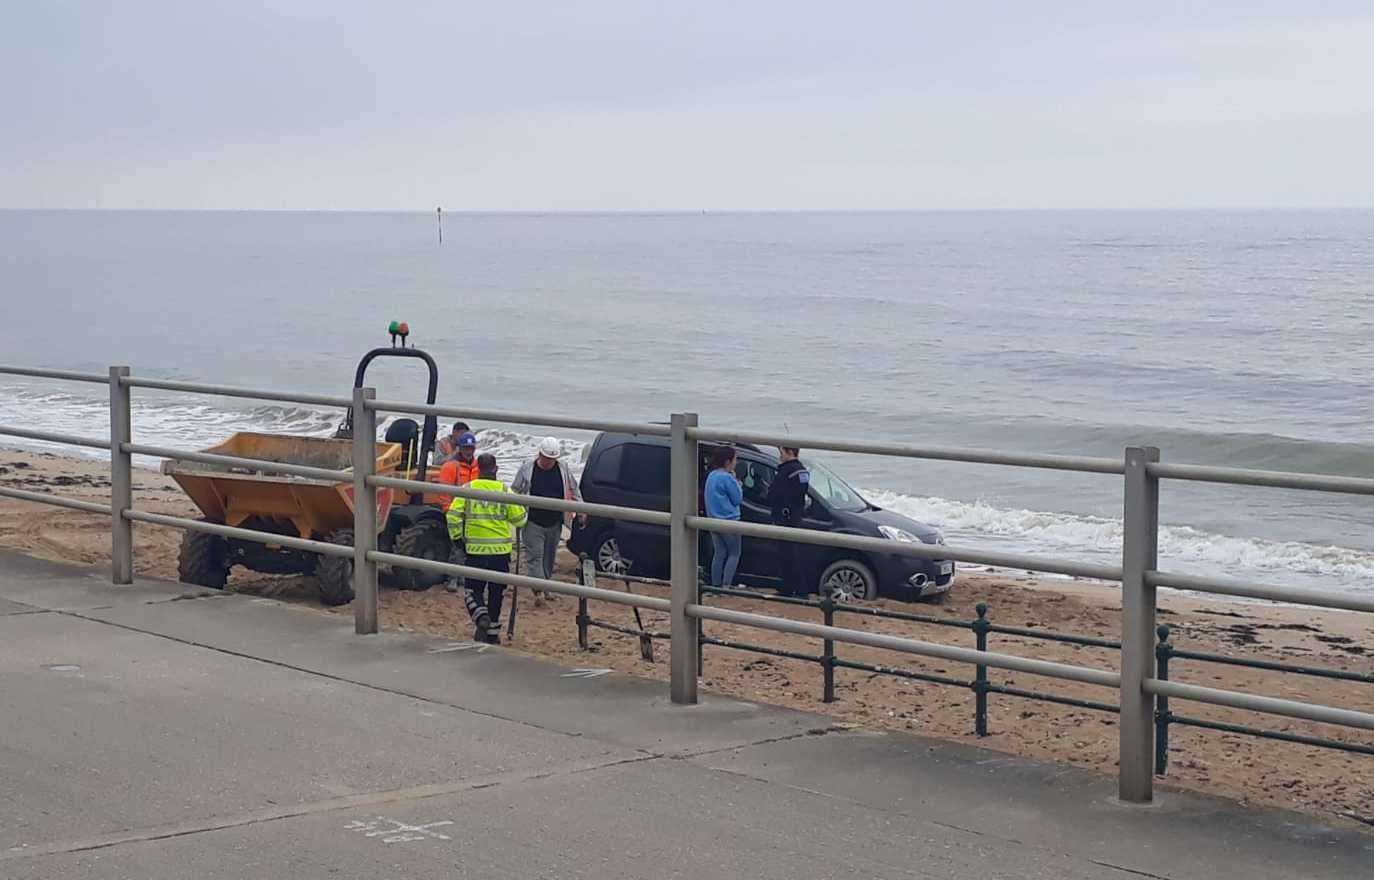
2,209,1372,597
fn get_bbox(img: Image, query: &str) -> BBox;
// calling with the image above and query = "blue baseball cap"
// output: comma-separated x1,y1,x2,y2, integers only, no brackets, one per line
457,431,477,447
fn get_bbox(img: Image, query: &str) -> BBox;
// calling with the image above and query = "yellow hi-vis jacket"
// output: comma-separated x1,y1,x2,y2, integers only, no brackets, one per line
446,478,528,555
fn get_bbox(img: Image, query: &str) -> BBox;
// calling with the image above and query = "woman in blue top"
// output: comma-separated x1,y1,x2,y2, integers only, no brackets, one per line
704,445,743,588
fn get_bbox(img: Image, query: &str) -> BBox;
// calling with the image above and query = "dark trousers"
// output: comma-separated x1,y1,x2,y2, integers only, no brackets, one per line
777,532,811,597
463,553,509,627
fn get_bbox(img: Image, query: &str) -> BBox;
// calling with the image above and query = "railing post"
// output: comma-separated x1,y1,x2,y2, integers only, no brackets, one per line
576,557,591,650
1154,624,1172,777
1119,445,1160,802
109,366,133,584
669,412,700,704
696,590,705,678
351,387,378,634
821,594,836,703
973,603,990,736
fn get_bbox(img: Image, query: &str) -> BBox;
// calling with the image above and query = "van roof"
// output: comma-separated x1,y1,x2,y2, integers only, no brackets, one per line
592,431,766,456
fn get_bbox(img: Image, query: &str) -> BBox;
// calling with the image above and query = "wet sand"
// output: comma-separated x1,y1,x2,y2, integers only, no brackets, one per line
2,448,1370,827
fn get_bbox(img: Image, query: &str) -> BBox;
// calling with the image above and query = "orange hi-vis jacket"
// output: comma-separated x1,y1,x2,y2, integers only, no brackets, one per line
438,457,480,509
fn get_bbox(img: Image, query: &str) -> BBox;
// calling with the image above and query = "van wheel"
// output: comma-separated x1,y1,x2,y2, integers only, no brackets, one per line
594,532,630,575
821,559,878,603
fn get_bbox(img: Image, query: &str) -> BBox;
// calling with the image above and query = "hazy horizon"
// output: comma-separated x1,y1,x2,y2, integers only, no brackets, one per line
5,2,1374,212
7,206,1374,215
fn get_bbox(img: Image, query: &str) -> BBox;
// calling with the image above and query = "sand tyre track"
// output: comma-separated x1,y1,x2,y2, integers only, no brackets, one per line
392,518,448,591
177,520,230,589
315,528,355,606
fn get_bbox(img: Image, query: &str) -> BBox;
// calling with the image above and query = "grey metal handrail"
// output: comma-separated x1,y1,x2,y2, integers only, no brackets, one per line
121,376,352,409
0,365,110,384
689,515,1123,582
1147,569,1374,614
688,426,1125,474
1143,678,1374,731
366,398,670,436
0,486,111,515
124,510,353,558
369,474,671,525
368,550,670,611
686,603,1120,688
1149,460,1374,495
2,362,1371,812
127,442,352,483
0,425,112,451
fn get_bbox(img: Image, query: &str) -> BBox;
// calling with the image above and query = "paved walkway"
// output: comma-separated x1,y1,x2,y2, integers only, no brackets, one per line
0,550,1368,879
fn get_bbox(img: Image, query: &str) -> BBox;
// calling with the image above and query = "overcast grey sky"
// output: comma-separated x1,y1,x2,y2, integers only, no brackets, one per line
4,1,1373,210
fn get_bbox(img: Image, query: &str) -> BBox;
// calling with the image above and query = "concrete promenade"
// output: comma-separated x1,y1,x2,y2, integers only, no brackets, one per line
1,550,1368,878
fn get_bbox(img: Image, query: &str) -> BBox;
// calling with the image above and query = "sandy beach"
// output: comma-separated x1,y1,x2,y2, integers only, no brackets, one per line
2,447,1370,827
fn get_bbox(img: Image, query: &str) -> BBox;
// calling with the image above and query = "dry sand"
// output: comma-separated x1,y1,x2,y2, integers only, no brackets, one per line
2,448,1371,828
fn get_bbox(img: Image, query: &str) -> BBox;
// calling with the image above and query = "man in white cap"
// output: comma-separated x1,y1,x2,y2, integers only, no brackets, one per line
511,437,584,596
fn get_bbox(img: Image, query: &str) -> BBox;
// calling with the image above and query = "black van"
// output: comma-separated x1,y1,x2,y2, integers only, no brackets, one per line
567,432,954,602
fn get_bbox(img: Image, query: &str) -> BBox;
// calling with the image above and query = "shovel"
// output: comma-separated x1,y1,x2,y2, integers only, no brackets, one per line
506,529,522,640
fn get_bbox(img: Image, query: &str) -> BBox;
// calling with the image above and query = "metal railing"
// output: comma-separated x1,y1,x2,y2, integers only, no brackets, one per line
1152,624,1374,774
580,568,1129,726
1,363,1371,807
696,587,1122,727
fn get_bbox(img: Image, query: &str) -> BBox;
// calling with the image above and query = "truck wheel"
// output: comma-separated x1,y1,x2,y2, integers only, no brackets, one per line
316,529,355,606
393,519,450,590
178,523,230,589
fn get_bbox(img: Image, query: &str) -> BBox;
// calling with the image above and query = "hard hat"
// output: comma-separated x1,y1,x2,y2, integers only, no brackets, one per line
538,437,562,459
458,432,477,448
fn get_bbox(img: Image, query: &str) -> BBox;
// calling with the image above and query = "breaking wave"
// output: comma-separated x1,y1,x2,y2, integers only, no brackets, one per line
865,490,1374,595
4,382,1372,597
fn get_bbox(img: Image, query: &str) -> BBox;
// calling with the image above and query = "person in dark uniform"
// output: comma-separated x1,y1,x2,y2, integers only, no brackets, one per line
767,445,811,596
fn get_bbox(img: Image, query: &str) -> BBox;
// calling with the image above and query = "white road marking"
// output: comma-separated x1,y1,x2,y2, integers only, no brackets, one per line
561,668,612,679
344,816,454,845
426,641,489,654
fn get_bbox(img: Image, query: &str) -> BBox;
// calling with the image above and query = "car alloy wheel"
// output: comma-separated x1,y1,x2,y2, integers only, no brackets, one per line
822,560,878,603
597,535,629,575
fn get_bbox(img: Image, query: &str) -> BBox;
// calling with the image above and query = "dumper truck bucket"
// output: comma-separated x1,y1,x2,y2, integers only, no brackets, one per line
163,432,402,538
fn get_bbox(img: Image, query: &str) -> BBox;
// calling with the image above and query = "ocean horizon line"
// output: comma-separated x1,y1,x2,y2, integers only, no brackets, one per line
4,206,1374,216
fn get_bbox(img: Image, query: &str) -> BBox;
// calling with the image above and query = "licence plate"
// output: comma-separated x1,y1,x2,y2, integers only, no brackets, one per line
939,562,953,576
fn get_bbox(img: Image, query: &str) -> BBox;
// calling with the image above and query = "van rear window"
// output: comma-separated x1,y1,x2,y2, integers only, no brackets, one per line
619,444,671,495
588,443,623,485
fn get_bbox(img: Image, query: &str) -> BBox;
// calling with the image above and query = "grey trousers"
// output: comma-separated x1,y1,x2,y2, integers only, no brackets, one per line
522,520,562,581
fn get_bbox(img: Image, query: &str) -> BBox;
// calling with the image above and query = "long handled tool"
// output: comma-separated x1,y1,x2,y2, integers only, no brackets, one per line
506,528,522,640
618,559,655,662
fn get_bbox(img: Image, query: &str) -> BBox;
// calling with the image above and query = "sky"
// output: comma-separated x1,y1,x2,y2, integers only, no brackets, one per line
3,1,1374,211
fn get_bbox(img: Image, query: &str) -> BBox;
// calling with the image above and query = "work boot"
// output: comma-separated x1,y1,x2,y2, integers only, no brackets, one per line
485,624,502,646
471,609,491,644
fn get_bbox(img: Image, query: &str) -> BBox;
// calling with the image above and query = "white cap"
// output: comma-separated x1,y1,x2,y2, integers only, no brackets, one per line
538,437,562,459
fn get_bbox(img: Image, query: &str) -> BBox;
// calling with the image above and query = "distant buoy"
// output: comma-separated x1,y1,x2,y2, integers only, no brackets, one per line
436,207,443,244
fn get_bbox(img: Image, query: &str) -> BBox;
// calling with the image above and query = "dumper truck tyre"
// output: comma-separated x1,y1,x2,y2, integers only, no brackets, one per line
315,529,355,606
393,518,450,590
178,522,230,589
